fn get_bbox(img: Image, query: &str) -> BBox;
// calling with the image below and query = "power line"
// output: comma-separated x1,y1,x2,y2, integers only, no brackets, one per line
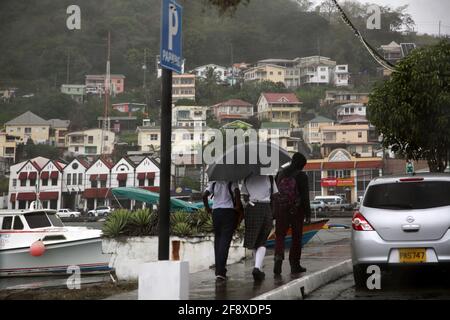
330,0,397,73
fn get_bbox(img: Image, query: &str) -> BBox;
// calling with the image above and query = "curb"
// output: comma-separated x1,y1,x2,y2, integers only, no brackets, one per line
252,259,352,300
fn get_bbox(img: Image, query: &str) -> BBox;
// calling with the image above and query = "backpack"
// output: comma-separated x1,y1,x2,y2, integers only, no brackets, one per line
277,175,299,207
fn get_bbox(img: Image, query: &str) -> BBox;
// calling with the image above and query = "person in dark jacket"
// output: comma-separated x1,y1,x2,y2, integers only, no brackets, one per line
273,152,311,275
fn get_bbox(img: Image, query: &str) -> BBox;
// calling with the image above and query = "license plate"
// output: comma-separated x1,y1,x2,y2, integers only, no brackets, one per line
399,248,426,263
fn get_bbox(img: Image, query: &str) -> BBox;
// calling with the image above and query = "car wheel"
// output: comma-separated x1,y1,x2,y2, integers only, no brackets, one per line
70,214,75,218
318,207,323,212
353,265,368,290
341,207,346,212
88,213,94,217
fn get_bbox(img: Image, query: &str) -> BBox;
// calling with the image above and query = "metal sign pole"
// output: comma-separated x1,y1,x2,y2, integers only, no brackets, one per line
159,68,172,261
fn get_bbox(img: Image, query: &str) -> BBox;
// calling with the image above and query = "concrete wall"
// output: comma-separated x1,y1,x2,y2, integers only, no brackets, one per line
102,236,247,280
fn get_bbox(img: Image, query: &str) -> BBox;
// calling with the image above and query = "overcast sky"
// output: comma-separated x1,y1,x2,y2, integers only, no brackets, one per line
315,0,450,35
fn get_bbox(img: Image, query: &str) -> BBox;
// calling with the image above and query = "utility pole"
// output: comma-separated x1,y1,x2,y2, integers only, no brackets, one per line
143,48,147,89
101,31,111,156
439,20,441,38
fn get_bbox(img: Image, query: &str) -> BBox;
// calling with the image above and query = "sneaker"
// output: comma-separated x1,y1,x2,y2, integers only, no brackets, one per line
290,263,307,274
216,274,227,281
252,268,265,281
273,259,282,275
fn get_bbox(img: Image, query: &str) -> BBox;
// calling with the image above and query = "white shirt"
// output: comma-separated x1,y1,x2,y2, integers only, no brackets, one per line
241,175,278,203
206,181,238,209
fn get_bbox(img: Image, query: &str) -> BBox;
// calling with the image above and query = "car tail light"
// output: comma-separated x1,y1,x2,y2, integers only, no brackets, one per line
352,211,374,231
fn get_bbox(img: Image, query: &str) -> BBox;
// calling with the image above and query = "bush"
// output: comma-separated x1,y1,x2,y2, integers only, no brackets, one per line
102,209,133,238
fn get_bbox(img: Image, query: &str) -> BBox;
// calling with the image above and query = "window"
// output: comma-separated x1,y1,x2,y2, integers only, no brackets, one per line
182,133,192,140
13,179,17,187
42,179,48,186
139,178,145,187
13,216,24,230
358,132,362,138
148,177,155,186
362,145,369,153
321,76,326,80
88,136,94,144
29,178,36,187
20,179,26,187
342,131,347,135
25,127,32,134
52,178,57,186
91,180,98,188
78,173,83,185
75,146,79,152
24,212,51,229
72,173,77,186
47,213,63,226
104,136,109,141
2,216,12,229
118,180,126,187
150,134,158,141
67,173,72,186
100,180,107,188
364,182,450,210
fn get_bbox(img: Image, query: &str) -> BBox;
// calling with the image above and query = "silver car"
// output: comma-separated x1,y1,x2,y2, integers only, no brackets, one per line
352,174,450,288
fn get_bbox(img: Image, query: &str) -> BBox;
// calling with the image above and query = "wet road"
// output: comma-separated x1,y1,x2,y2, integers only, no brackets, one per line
306,272,450,300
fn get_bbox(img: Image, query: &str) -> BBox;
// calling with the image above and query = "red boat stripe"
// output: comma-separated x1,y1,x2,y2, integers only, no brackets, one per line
0,263,109,271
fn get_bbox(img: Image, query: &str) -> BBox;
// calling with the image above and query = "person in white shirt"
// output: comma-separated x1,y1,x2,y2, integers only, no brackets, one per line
203,181,242,281
241,174,278,281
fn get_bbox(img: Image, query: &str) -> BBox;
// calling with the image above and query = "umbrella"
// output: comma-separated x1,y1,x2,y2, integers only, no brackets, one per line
206,141,291,181
111,187,199,212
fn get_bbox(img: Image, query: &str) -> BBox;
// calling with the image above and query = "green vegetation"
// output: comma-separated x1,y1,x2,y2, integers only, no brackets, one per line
368,41,450,172
102,208,232,238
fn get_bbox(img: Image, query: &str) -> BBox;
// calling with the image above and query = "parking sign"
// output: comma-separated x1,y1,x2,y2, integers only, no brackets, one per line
160,0,183,73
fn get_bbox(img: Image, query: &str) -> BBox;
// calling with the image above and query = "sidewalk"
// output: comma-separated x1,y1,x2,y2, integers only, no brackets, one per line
105,227,351,300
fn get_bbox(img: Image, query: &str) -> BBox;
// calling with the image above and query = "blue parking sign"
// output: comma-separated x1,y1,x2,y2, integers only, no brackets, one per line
160,0,183,73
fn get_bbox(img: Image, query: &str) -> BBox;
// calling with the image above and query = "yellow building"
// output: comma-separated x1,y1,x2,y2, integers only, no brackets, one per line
0,132,19,162
243,64,286,84
5,111,50,144
303,116,335,145
319,124,378,158
256,93,302,128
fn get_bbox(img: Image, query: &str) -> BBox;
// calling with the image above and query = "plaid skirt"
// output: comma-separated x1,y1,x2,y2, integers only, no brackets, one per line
244,202,273,249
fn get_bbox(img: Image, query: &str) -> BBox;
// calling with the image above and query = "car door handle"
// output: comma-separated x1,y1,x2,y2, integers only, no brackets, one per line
402,224,421,232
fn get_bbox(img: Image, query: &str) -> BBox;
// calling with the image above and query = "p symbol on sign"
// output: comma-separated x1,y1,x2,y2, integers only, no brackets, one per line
168,4,178,51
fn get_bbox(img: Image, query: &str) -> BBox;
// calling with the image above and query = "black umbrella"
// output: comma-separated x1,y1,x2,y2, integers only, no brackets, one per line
206,141,292,181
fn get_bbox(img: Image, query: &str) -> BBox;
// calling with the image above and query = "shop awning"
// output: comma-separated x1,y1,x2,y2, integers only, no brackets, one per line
18,172,28,180
356,161,383,169
323,161,355,170
50,171,59,179
83,188,111,199
89,174,98,181
28,172,37,180
39,192,59,200
17,192,37,201
137,172,146,180
117,173,128,181
147,172,155,179
40,171,50,179
304,163,321,170
98,174,108,181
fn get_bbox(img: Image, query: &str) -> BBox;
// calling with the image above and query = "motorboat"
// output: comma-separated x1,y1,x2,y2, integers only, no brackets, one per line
0,202,112,277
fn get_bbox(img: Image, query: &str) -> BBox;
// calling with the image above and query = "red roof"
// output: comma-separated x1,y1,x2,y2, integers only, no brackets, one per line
53,161,65,171
304,163,321,170
77,158,90,168
356,161,383,169
262,93,300,104
216,99,252,107
323,161,355,170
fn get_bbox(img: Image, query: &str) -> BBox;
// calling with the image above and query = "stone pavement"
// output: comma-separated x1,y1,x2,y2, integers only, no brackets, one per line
106,222,351,300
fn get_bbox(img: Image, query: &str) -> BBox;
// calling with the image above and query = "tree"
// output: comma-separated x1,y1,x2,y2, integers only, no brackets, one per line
368,41,450,172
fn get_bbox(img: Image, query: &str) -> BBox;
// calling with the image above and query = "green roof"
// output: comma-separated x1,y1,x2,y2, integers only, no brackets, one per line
310,116,334,123
260,122,290,129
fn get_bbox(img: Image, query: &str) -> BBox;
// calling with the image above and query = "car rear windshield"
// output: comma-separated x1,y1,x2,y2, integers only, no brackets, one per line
364,181,450,210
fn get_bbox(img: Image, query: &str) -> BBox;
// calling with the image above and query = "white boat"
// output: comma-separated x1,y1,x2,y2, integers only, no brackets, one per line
0,203,112,277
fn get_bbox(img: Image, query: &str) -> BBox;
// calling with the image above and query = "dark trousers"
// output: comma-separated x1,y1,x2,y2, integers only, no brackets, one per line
212,208,236,276
274,207,304,262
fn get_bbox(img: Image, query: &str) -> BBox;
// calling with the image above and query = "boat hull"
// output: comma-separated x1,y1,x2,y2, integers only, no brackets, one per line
266,219,329,248
0,237,112,277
